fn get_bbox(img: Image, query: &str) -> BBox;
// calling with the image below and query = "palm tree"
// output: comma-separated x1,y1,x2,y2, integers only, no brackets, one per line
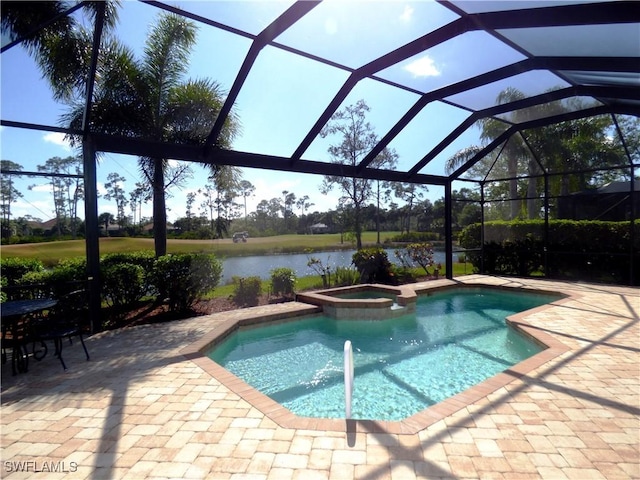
1,1,120,102
446,89,631,221
238,180,256,228
446,88,535,219
64,13,239,256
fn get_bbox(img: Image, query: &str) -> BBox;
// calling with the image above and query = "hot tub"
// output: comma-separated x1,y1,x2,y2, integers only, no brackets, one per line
296,284,417,319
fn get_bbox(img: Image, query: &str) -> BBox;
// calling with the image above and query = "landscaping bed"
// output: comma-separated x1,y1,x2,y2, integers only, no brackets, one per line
112,293,286,329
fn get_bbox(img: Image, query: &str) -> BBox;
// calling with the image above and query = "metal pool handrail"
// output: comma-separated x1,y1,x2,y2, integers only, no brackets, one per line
344,340,354,419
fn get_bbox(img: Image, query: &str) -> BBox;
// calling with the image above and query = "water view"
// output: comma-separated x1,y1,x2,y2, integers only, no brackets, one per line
220,249,448,283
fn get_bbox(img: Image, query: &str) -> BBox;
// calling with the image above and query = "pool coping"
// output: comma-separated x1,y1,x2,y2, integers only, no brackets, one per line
180,280,572,435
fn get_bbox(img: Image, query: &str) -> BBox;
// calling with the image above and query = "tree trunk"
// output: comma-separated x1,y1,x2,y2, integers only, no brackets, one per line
509,157,519,220
355,203,362,250
509,178,520,220
244,197,248,229
527,176,538,219
152,158,167,257
376,182,381,244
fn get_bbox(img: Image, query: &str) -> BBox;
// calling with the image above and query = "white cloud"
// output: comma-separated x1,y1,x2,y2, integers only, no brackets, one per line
403,55,441,77
43,132,71,151
28,183,50,193
400,5,414,22
251,176,300,204
12,198,53,221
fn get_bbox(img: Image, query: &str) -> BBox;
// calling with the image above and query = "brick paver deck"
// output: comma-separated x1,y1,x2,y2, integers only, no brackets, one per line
1,276,638,479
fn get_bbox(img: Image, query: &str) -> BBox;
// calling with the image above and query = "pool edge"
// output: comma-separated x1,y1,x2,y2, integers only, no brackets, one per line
181,281,572,435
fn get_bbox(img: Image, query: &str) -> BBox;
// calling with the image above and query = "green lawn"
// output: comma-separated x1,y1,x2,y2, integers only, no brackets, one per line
0,232,403,265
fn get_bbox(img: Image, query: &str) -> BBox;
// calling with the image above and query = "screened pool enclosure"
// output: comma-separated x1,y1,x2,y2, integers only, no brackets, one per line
1,0,639,321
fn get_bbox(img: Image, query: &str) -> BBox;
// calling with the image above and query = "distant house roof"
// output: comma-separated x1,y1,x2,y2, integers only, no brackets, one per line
25,219,45,229
597,180,640,194
24,218,60,230
142,222,174,232
40,218,58,230
99,223,122,231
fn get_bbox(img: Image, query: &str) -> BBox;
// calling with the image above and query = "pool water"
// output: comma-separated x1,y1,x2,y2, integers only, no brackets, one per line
208,288,556,421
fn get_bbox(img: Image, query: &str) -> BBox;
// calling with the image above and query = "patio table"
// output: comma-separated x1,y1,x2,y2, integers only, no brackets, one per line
1,298,57,374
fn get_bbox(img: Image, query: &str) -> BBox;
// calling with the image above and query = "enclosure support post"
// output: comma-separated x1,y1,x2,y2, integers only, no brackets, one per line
81,2,105,334
83,138,101,334
612,113,636,285
480,183,485,274
630,163,636,285
445,181,453,279
544,173,550,278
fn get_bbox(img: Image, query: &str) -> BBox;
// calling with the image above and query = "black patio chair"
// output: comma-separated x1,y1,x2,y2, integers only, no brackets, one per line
1,318,31,375
36,289,90,370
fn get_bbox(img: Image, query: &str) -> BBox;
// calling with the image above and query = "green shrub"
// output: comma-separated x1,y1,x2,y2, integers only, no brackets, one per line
151,253,222,312
101,251,156,295
333,266,360,286
270,267,296,297
14,270,54,298
231,276,262,306
352,247,394,284
0,257,44,286
389,231,439,243
101,263,145,309
49,258,88,294
459,220,638,251
458,220,639,283
15,257,87,299
101,251,155,271
334,266,360,286
390,264,417,284
0,276,7,303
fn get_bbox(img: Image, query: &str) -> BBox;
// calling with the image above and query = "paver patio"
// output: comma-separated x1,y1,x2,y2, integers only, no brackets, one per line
1,275,638,479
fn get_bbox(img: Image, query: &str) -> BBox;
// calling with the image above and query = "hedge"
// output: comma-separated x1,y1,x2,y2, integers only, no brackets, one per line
151,253,222,313
1,252,224,320
459,220,639,284
389,231,440,243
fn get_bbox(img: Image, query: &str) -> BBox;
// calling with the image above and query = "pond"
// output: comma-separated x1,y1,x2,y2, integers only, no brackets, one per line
220,249,447,284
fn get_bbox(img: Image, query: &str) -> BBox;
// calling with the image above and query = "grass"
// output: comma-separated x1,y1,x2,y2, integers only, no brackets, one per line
1,232,404,266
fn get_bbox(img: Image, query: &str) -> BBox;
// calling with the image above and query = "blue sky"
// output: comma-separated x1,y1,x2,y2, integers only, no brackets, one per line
0,0,561,223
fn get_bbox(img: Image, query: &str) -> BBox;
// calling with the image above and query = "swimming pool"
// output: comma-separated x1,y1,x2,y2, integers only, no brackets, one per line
208,287,557,421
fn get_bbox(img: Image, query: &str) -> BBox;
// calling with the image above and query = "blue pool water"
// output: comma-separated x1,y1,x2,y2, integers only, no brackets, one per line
208,288,556,421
